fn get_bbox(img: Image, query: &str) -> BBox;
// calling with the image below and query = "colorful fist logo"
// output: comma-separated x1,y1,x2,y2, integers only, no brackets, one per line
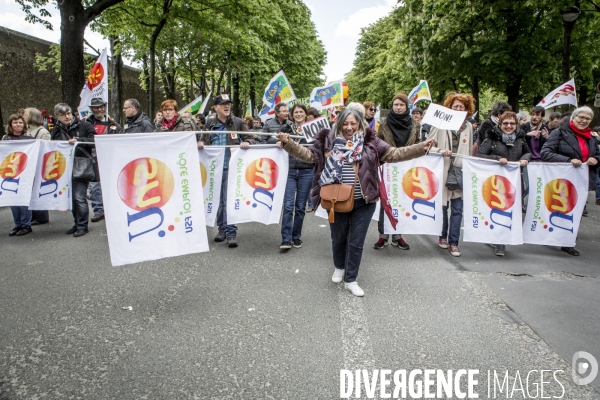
117,158,174,211
245,158,278,191
544,179,577,214
482,175,516,211
86,62,104,90
0,152,28,179
402,167,439,201
41,151,66,181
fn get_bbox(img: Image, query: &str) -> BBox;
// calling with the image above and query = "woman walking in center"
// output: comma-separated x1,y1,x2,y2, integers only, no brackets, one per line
276,108,433,297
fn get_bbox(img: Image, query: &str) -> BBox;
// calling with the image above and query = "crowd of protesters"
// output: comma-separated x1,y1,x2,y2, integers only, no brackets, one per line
3,92,599,297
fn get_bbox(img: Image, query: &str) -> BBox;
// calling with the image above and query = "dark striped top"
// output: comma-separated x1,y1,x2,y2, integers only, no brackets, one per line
341,162,363,199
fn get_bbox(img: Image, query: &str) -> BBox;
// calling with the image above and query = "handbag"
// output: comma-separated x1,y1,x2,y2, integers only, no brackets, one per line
320,165,358,223
444,130,463,191
72,146,99,182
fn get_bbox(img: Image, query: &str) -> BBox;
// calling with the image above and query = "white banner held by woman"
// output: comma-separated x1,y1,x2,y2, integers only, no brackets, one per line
383,154,444,235
95,132,209,267
421,103,467,131
227,147,289,225
29,141,73,210
0,140,40,207
522,163,587,247
198,147,225,227
462,158,523,245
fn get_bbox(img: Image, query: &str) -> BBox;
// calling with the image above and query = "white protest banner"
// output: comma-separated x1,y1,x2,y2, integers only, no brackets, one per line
95,132,208,267
383,154,444,235
78,48,109,119
537,79,577,109
226,147,289,225
0,140,40,207
29,141,73,210
300,116,329,142
522,163,587,247
198,147,225,227
462,158,523,245
421,103,467,131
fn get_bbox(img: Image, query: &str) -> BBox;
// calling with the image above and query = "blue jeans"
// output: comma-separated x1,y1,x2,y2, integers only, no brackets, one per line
330,198,376,283
441,197,463,246
216,169,237,237
281,168,314,242
89,181,104,215
72,180,90,230
10,206,32,228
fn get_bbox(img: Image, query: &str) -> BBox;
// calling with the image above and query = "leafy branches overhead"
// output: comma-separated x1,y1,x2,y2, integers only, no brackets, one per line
346,0,600,115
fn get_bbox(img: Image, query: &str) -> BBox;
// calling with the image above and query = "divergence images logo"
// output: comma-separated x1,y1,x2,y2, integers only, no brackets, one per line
544,179,577,233
480,175,516,230
38,151,68,198
0,152,28,195
395,167,438,220
118,157,187,241
572,351,598,386
237,158,278,211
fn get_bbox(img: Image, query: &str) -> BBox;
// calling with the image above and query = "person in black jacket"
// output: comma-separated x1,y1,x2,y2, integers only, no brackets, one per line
541,106,599,256
474,102,512,154
50,103,97,237
477,111,530,257
123,99,155,133
276,103,315,249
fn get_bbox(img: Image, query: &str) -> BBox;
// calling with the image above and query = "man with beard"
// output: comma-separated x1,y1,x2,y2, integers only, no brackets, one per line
374,93,420,251
520,106,548,162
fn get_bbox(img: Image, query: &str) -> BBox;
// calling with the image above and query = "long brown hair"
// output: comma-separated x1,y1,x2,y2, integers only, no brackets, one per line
7,114,28,135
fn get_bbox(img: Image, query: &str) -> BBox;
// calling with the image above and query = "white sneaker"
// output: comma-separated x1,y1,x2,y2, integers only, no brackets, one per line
332,268,344,283
344,282,365,297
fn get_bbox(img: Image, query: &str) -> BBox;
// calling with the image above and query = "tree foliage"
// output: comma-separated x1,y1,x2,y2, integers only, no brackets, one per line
346,0,600,116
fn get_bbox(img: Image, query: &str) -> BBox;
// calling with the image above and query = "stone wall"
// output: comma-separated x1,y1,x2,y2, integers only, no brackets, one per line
0,26,178,125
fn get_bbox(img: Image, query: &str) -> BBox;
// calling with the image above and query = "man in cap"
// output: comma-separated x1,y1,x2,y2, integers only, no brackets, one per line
197,94,254,248
85,98,121,222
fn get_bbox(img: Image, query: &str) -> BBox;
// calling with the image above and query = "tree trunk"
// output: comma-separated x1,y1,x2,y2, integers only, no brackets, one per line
232,72,240,117
58,1,87,109
142,55,150,115
216,69,225,94
472,76,480,121
579,85,588,107
109,35,123,125
149,1,170,117
0,99,4,135
505,75,523,113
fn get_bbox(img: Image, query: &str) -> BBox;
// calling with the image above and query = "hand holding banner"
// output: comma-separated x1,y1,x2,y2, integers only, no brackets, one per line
421,103,467,131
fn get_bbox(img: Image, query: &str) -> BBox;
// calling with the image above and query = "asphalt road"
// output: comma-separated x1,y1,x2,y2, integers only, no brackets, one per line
0,197,599,399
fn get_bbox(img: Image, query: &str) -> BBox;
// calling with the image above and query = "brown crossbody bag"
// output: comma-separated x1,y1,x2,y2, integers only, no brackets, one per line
319,163,358,223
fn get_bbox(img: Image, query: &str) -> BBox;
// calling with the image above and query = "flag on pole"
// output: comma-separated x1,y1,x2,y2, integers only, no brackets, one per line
180,90,212,116
408,80,432,110
244,100,252,118
78,48,109,119
258,71,296,122
374,105,381,121
537,79,577,109
310,80,344,110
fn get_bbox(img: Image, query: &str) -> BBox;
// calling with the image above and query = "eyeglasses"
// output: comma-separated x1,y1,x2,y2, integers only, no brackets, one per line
58,112,73,117
575,115,592,122
163,108,175,112
501,122,516,126
369,108,376,111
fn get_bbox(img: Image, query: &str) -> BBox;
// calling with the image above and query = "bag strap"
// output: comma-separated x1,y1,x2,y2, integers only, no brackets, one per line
77,146,95,162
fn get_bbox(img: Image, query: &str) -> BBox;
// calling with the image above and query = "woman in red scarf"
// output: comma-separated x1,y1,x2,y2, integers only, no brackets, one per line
155,99,195,132
541,106,599,256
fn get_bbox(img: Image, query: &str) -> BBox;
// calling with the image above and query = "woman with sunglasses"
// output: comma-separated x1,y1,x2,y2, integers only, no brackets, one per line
541,106,599,256
476,111,530,256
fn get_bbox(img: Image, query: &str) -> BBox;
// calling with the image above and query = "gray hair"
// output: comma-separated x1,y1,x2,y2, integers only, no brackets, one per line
54,103,72,116
516,112,527,122
346,102,366,119
125,98,141,111
24,107,43,127
335,108,367,137
570,106,594,122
